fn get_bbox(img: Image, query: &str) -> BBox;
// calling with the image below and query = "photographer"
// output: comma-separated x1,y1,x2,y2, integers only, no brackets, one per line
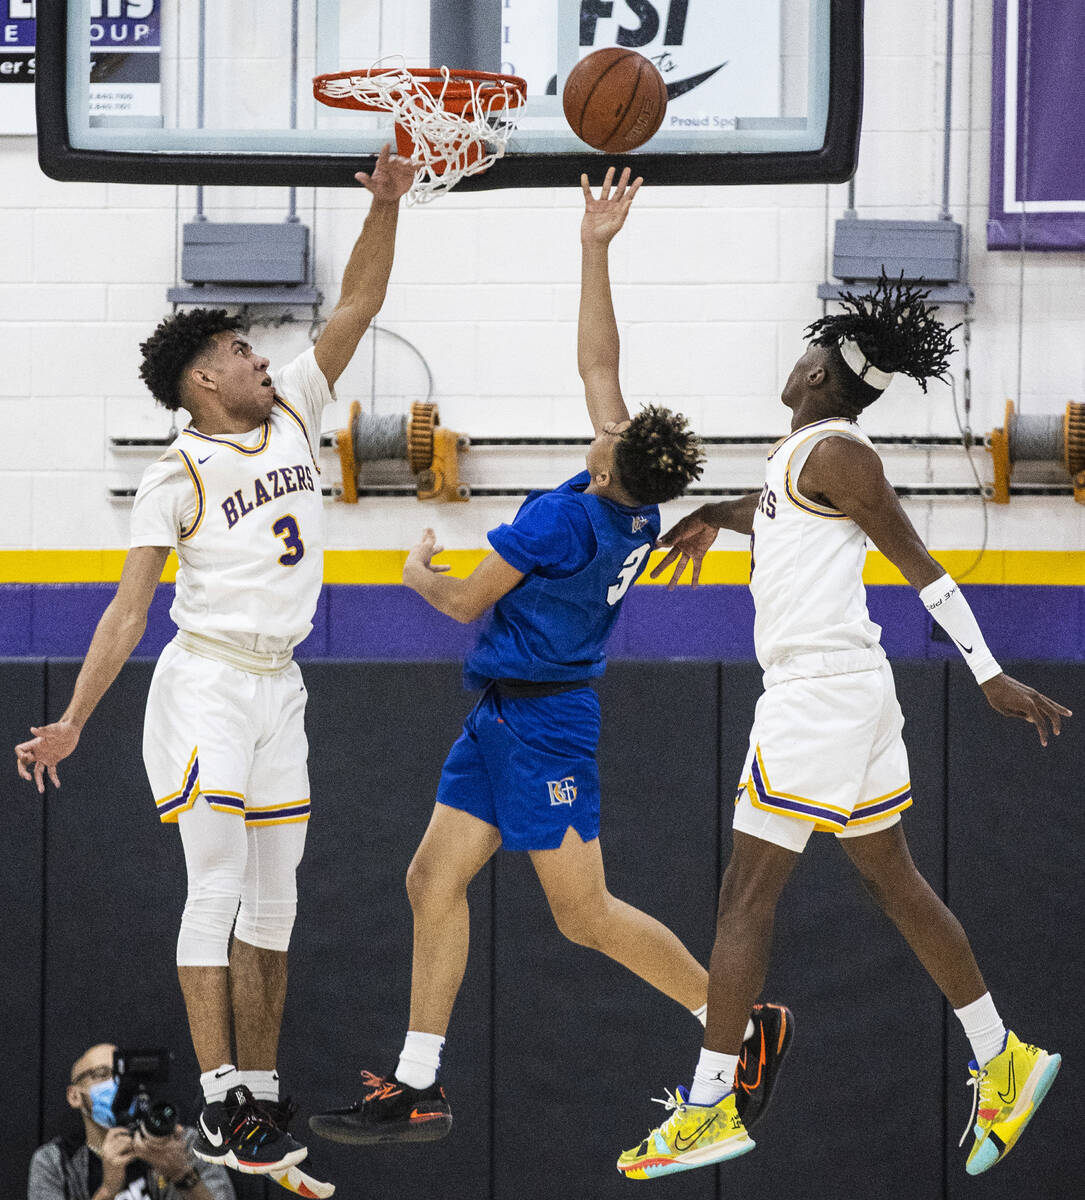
28,1043,233,1200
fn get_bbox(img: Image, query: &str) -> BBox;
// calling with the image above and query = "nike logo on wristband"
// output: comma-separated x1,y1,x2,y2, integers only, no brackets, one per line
199,1112,224,1147
956,640,974,654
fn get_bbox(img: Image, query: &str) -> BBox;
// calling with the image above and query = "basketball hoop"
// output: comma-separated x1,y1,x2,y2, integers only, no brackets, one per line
313,62,528,204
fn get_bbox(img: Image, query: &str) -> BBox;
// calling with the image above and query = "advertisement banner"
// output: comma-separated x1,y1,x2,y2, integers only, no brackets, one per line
502,0,781,132
1,0,161,136
989,0,1085,249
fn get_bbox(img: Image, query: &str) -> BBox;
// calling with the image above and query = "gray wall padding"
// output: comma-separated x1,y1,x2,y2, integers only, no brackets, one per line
8,658,1080,1200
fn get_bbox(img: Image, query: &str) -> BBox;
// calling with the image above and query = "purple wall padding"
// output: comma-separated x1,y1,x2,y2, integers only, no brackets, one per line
1,583,1082,661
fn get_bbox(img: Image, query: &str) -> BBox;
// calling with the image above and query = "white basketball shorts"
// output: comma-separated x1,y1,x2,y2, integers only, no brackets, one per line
143,639,311,827
733,661,912,853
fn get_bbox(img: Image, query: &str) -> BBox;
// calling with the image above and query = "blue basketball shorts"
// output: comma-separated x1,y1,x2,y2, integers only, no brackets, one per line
436,685,602,851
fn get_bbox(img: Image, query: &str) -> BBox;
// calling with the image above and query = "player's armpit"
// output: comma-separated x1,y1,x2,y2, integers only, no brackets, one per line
799,437,943,589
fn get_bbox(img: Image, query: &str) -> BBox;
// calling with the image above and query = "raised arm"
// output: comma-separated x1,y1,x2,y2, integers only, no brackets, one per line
313,144,417,387
14,544,170,792
402,529,525,625
801,436,1071,743
578,167,642,434
650,494,761,589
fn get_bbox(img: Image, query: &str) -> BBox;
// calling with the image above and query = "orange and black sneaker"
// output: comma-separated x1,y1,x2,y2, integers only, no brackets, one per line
734,1003,794,1129
308,1069,452,1146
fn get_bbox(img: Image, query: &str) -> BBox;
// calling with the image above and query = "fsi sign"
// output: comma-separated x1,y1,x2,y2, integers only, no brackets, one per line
579,0,692,47
503,0,781,133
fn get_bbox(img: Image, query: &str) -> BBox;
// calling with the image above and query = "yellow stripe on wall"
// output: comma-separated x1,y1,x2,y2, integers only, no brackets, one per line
0,549,1081,586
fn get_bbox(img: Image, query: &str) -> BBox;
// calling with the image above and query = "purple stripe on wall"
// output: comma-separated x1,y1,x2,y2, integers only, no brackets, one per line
0,583,1082,662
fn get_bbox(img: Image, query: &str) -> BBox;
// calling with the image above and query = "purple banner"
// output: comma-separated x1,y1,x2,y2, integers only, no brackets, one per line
1,0,33,48
989,0,1085,249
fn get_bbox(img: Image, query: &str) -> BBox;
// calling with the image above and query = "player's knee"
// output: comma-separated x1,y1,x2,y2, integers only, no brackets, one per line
176,886,242,966
234,898,297,952
549,894,608,948
716,863,778,924
405,852,465,912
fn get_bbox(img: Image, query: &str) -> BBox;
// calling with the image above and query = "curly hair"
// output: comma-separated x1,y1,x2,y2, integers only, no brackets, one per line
804,271,959,412
614,404,705,505
138,308,245,411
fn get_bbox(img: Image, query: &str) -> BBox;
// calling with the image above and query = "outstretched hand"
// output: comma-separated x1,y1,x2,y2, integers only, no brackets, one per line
649,506,722,589
406,528,452,577
980,674,1071,746
15,721,80,794
581,166,643,246
355,142,417,203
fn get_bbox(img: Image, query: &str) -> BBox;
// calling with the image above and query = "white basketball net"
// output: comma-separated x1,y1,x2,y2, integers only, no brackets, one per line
317,63,526,204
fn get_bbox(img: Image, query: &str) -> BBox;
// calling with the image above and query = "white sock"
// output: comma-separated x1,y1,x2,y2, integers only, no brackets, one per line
395,1030,445,1090
689,1004,755,1043
200,1064,238,1105
687,1048,738,1106
237,1069,279,1102
955,992,1007,1069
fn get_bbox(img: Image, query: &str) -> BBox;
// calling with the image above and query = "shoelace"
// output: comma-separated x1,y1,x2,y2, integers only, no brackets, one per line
359,1069,402,1101
958,1071,983,1147
641,1087,690,1140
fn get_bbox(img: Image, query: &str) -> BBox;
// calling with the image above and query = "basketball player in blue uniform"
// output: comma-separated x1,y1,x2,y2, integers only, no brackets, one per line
310,168,793,1145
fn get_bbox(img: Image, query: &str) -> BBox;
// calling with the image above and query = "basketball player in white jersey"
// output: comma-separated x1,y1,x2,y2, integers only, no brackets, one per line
615,276,1071,1180
15,145,416,1187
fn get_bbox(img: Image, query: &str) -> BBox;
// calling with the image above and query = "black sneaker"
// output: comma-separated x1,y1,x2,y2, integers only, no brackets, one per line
192,1084,309,1174
309,1069,452,1146
260,1099,337,1198
734,1002,794,1128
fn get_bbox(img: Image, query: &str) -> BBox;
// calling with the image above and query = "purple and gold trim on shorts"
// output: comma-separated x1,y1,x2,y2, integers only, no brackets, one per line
846,782,913,827
744,745,912,833
244,800,312,827
155,747,200,823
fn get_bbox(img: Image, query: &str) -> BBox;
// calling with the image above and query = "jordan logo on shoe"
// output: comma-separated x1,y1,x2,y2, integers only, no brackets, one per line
997,1056,1017,1105
199,1112,225,1147
673,1116,716,1151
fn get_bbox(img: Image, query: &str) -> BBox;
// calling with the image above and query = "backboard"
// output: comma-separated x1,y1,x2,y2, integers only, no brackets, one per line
34,0,862,189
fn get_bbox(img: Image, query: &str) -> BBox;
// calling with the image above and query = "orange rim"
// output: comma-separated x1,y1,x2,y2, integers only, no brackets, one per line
313,67,527,115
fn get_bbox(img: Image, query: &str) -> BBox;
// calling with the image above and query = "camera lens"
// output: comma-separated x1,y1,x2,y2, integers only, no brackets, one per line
142,1101,178,1138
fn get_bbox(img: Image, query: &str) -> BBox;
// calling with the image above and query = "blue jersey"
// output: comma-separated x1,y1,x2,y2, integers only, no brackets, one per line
463,471,660,687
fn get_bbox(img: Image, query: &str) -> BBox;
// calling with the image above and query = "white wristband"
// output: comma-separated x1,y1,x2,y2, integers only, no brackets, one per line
918,573,1002,684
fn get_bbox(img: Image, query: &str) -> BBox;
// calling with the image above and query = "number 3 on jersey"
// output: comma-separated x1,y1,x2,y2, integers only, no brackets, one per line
607,543,651,606
272,514,304,566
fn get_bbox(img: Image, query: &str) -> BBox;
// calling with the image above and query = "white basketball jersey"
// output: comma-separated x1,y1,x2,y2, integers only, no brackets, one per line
750,417,885,681
131,384,326,654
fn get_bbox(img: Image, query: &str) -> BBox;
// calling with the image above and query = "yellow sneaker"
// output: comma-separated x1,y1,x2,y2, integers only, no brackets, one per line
962,1031,1061,1175
616,1086,754,1180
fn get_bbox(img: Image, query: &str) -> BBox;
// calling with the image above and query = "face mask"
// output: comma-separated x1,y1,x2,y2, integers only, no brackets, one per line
88,1078,119,1128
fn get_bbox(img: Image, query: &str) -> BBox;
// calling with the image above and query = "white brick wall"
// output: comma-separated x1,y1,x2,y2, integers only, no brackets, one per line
1,0,1082,554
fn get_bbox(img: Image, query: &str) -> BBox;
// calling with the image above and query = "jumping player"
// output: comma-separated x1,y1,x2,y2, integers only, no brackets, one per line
309,169,793,1146
616,275,1070,1179
15,146,416,1186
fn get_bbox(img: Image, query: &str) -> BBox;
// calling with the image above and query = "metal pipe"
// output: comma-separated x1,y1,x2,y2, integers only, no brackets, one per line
195,0,207,220
940,0,955,219
288,0,300,221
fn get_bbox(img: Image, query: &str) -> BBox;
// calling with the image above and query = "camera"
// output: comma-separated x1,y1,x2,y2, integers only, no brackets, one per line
112,1048,178,1138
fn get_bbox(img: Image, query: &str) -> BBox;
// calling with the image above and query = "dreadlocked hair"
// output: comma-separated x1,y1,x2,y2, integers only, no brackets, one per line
804,271,959,407
614,404,705,505
138,308,245,411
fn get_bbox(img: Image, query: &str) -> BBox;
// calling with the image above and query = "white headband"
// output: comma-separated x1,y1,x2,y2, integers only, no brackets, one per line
838,338,895,391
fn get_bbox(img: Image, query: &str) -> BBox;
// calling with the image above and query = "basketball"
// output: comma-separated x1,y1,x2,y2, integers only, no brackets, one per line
562,48,667,154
